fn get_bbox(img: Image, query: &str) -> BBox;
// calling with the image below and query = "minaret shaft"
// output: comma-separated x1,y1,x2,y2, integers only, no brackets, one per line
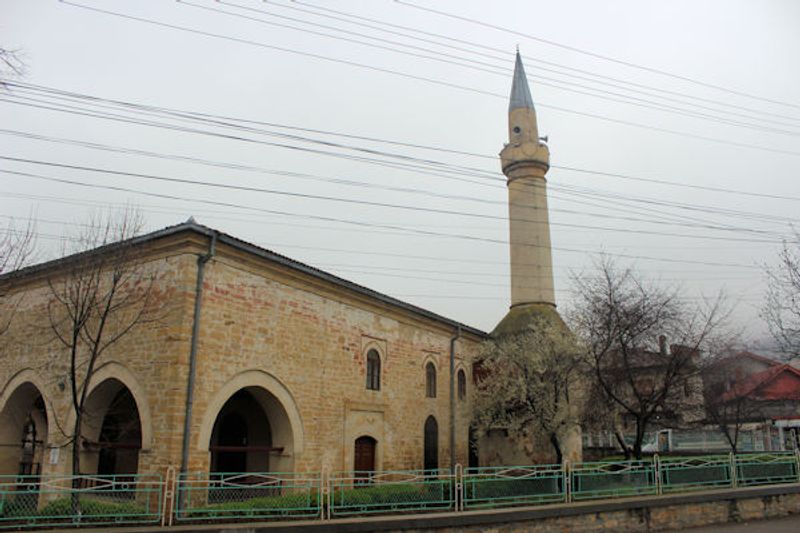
507,172,555,307
500,53,555,309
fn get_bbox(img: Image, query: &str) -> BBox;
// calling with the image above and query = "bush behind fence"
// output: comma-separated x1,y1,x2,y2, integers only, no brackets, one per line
0,452,798,529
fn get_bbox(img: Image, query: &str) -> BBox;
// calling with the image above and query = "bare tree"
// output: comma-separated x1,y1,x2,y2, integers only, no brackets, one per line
42,211,162,507
703,386,759,453
0,218,37,340
764,232,800,360
568,258,729,459
471,316,582,464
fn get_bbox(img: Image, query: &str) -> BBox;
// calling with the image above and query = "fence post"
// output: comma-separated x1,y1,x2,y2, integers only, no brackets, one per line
325,469,332,520
729,452,737,488
454,463,463,512
563,460,571,503
654,454,662,495
795,448,800,484
162,466,176,527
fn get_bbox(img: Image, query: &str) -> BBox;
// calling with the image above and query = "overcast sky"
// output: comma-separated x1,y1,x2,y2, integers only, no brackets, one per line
2,0,799,341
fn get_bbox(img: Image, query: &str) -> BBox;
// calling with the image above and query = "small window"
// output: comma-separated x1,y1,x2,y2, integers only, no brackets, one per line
457,369,467,401
366,349,381,391
425,362,436,398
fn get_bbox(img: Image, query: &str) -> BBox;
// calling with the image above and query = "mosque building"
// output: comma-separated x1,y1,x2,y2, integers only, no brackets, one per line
0,53,579,479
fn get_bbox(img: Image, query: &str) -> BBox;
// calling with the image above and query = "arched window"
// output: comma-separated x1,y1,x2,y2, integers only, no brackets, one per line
425,362,436,398
424,416,438,472
366,349,381,391
457,369,467,401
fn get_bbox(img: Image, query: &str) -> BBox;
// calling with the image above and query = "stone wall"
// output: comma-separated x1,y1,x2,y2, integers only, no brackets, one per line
0,230,483,479
143,485,800,533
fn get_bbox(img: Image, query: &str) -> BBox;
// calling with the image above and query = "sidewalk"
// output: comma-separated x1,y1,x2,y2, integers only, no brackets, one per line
668,514,800,532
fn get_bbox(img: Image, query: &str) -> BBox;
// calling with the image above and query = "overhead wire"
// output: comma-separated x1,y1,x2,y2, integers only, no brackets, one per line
286,0,800,124
0,167,762,269
394,0,800,111
181,0,800,138
1,85,798,233
55,1,800,159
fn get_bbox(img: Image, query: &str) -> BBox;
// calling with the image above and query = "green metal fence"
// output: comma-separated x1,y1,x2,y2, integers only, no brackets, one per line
658,454,733,493
734,452,799,487
0,474,163,529
327,469,455,517
570,459,658,500
462,464,565,509
2,452,798,529
173,472,321,522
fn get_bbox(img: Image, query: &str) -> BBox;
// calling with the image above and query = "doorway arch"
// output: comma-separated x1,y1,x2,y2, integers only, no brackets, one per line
198,371,304,473
81,379,143,476
209,389,273,474
0,380,49,476
424,416,438,472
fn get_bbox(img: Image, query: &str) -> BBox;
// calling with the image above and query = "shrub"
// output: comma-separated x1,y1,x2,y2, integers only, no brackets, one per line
1,496,145,519
185,491,319,517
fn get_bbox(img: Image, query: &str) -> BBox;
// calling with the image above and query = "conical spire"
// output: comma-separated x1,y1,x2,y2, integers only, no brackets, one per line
508,51,534,112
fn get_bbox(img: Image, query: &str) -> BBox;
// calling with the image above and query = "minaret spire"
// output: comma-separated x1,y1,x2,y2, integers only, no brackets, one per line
498,51,555,311
509,51,534,112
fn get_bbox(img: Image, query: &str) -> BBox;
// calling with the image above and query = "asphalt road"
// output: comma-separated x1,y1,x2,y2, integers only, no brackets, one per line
665,515,800,532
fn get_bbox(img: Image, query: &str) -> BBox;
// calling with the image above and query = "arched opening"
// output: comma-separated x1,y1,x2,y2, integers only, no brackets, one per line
210,389,273,474
468,425,480,469
81,379,142,476
424,416,438,472
354,436,376,483
457,369,467,401
425,362,437,398
0,382,48,476
366,349,381,391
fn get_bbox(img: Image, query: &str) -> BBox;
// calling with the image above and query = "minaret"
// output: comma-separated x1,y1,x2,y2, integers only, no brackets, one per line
499,51,555,310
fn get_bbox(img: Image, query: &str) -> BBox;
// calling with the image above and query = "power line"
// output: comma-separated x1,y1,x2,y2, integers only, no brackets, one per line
394,0,800,111
213,0,800,133
1,125,789,234
54,1,800,158
0,167,761,269
3,83,799,229
287,0,800,124
0,156,782,243
9,81,800,204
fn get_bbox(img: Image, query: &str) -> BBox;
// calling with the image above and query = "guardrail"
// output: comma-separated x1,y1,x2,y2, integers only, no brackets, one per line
0,473,163,529
0,451,798,528
172,471,321,523
327,469,455,518
462,464,565,509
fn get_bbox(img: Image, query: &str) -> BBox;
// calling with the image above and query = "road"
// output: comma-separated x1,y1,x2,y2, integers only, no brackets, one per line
665,515,800,532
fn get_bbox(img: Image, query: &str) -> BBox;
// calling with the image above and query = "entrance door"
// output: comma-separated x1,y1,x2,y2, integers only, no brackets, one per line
354,436,376,482
424,416,438,472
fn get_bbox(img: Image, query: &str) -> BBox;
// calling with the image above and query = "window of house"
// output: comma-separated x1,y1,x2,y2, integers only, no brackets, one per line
457,369,467,401
425,362,436,398
366,349,381,391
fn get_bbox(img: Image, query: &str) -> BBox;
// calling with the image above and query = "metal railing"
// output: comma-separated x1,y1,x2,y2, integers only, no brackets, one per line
172,471,321,523
734,452,799,487
658,454,733,493
1,451,798,529
0,473,163,529
462,464,565,509
327,469,455,517
570,459,657,500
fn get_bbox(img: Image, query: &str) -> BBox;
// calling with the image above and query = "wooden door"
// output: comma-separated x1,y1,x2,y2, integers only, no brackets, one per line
424,416,438,472
354,436,376,481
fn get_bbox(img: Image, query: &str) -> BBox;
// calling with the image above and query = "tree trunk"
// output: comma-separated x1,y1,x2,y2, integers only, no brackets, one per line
71,409,82,516
550,433,563,465
633,418,646,460
614,429,632,460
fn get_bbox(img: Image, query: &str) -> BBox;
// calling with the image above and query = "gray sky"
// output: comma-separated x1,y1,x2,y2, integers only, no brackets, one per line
2,0,800,340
